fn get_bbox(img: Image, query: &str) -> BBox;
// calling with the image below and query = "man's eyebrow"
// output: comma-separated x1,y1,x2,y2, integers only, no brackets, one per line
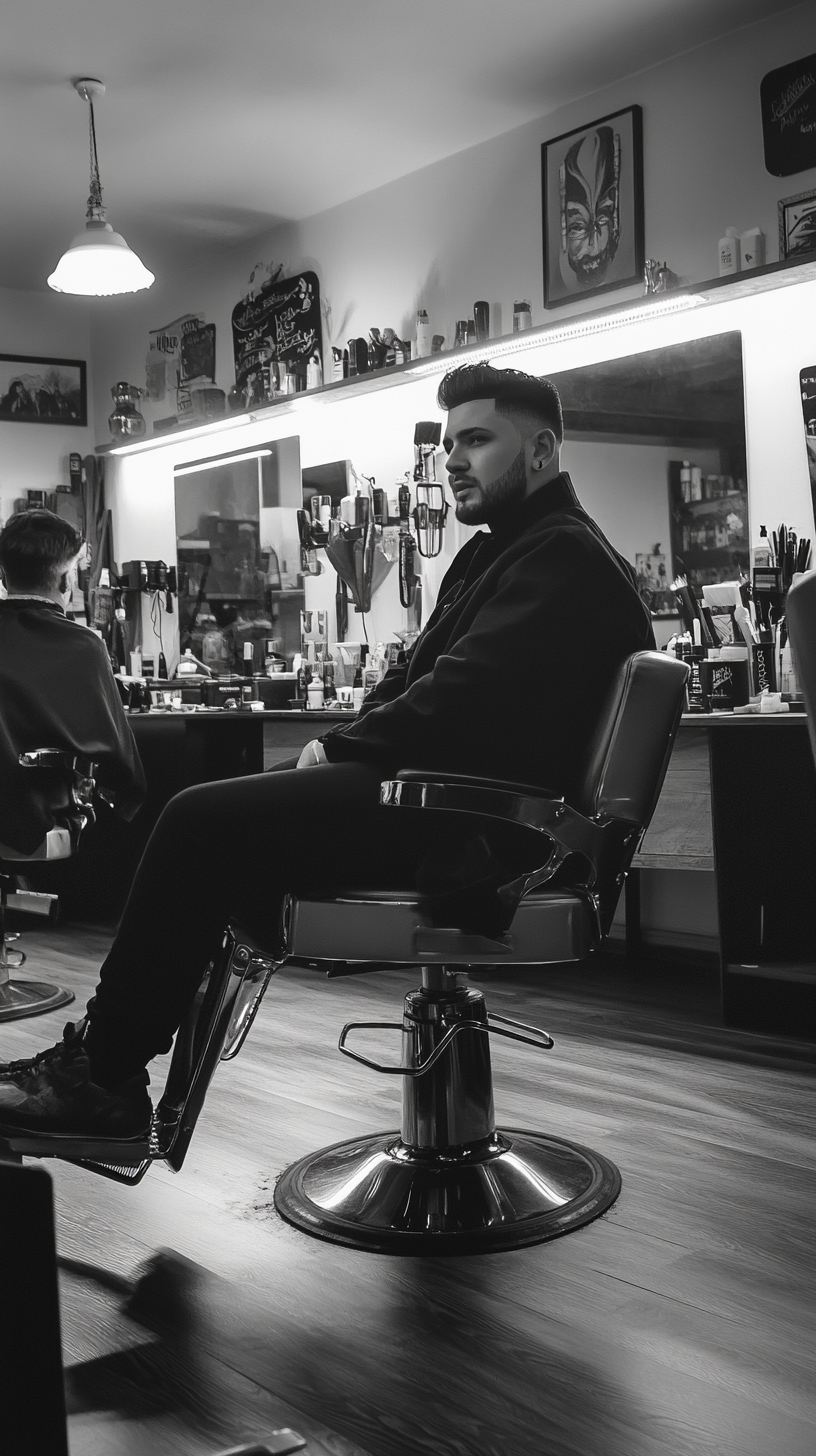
443,425,495,449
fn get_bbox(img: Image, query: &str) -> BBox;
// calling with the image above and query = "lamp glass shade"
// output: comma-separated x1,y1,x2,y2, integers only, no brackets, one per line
48,220,154,296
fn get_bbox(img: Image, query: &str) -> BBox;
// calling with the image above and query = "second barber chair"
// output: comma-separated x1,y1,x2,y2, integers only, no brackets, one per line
0,751,96,1021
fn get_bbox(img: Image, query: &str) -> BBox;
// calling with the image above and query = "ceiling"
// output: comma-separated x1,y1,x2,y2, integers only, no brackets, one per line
0,0,789,292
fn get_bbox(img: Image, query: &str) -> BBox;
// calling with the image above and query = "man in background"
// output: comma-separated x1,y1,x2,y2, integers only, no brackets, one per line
0,509,144,853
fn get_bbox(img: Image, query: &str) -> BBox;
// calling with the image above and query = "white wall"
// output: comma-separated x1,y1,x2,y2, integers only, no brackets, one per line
0,288,94,523
87,3,816,439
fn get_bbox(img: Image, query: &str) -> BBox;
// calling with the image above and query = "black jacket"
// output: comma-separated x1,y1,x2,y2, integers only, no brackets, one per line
322,472,655,802
0,597,145,853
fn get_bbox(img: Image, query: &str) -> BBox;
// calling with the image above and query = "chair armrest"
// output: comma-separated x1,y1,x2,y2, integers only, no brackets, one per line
18,749,97,818
381,773,598,845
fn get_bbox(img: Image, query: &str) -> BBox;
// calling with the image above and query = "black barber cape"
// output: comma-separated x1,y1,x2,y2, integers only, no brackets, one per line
321,472,655,801
0,597,145,853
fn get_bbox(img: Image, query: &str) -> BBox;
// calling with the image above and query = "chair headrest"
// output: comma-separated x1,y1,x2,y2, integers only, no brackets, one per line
575,651,689,827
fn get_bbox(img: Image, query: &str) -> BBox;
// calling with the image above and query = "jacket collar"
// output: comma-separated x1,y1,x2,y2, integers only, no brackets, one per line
0,595,65,615
489,471,581,546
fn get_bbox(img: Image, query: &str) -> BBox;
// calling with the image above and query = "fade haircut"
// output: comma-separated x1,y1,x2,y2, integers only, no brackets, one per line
437,363,563,445
0,509,83,592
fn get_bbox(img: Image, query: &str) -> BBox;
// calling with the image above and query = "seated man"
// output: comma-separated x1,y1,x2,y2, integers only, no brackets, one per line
0,365,654,1145
0,509,145,851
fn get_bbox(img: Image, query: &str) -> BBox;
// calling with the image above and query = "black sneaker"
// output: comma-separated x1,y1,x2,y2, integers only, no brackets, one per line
0,1021,151,1140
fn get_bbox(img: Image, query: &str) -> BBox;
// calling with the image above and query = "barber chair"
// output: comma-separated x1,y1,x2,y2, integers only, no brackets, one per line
0,750,95,1021
787,572,816,768
1,652,687,1255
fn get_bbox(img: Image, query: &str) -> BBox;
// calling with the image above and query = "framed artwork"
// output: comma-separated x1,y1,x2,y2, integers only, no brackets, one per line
778,188,816,261
0,354,87,426
541,105,644,309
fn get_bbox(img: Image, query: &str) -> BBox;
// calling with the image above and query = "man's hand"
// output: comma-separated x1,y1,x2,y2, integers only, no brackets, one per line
296,738,328,769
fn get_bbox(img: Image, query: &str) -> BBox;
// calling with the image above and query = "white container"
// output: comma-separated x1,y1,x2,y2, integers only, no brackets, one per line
307,677,325,709
718,229,740,276
415,310,432,358
740,228,765,270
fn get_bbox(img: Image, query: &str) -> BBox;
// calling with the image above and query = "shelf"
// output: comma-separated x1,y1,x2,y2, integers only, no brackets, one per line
97,254,816,456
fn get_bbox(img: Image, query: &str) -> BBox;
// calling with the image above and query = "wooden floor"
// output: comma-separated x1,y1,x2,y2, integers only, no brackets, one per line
2,923,815,1456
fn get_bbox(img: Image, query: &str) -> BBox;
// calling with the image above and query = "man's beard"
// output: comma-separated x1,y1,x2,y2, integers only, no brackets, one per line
453,448,528,526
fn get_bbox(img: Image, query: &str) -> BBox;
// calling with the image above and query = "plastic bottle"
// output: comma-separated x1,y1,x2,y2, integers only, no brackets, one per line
752,525,773,569
718,228,740,276
513,300,532,332
352,664,365,710
740,228,765,270
415,310,432,359
679,461,691,503
307,673,325,710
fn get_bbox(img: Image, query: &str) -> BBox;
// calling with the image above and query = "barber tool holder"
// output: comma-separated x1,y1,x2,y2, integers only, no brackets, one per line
274,965,620,1254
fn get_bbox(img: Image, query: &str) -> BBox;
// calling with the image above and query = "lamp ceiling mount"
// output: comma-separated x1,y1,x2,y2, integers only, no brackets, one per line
73,78,105,103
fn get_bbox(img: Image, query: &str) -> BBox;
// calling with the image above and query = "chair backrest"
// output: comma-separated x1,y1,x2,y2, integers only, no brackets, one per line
574,650,689,829
787,572,816,769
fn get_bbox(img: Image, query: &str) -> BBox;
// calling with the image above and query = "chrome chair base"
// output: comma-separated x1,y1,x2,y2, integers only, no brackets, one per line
0,978,74,1023
274,1127,620,1255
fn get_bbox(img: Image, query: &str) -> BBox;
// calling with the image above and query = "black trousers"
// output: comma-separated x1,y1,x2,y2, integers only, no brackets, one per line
85,762,440,1080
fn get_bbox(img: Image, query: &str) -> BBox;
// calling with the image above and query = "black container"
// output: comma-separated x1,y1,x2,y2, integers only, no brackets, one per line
700,657,750,712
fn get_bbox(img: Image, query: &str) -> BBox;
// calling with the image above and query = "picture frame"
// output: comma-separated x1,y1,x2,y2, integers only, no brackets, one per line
541,104,644,309
778,188,816,261
0,354,87,426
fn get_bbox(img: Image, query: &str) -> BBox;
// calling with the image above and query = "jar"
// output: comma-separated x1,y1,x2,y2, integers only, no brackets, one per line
108,382,146,440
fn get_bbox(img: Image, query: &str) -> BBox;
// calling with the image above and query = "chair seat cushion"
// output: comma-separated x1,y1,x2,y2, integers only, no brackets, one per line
0,827,74,863
285,886,593,966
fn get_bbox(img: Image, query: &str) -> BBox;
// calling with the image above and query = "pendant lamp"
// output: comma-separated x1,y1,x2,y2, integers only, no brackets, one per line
48,79,154,296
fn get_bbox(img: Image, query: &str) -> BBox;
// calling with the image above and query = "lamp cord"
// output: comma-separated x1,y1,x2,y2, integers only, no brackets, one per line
86,96,104,217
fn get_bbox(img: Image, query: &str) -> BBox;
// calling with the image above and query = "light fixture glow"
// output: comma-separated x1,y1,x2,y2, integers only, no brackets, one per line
174,449,272,477
47,79,154,297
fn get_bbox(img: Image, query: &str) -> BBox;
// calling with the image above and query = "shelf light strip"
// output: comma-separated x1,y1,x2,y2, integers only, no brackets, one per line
174,448,272,477
109,411,253,457
409,294,707,378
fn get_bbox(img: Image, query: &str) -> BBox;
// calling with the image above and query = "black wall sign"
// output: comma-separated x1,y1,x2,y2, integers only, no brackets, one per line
231,271,321,397
761,53,816,177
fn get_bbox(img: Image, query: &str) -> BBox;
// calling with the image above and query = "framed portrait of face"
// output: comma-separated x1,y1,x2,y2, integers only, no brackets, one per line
541,105,645,309
778,188,816,261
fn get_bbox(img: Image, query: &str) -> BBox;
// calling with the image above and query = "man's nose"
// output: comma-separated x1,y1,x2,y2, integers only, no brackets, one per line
446,444,467,475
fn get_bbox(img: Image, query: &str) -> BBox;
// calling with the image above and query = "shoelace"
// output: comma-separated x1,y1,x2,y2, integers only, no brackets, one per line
1,1026,82,1077
1,1043,63,1076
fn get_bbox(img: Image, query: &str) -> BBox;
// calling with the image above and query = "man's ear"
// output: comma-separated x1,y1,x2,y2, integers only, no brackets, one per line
58,572,69,595
531,428,558,472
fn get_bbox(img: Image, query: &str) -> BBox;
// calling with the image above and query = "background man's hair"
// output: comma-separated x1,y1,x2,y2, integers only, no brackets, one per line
0,509,83,592
437,363,564,445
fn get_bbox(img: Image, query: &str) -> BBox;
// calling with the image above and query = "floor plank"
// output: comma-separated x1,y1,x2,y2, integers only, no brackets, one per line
1,922,814,1456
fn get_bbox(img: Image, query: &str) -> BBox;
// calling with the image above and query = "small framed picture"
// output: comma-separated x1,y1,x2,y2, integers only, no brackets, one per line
0,354,87,426
778,188,816,261
541,105,645,309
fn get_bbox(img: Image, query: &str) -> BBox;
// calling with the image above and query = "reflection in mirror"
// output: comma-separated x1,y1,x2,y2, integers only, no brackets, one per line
173,436,303,673
550,332,748,628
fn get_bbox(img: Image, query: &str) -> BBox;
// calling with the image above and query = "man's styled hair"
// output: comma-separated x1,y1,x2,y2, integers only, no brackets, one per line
437,363,564,445
0,510,83,592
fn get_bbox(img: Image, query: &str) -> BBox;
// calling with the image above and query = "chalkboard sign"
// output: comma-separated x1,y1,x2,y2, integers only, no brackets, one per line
761,52,816,178
231,271,321,407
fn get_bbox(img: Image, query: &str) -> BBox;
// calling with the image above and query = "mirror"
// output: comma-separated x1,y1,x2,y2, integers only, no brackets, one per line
550,331,748,621
174,436,303,673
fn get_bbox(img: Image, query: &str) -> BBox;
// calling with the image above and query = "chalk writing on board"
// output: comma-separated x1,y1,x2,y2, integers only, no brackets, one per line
761,53,816,178
231,272,321,405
